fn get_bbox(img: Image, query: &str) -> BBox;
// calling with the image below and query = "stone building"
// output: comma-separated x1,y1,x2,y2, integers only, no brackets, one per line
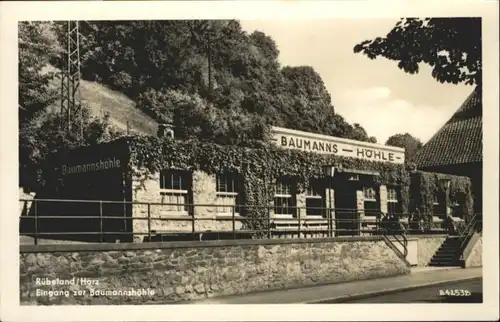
25,125,474,242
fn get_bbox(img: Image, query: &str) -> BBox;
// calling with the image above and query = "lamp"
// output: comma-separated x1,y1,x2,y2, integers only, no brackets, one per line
322,165,336,178
438,178,451,190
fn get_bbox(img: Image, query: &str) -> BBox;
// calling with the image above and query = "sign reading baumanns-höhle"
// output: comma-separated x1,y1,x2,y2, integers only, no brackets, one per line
271,126,405,165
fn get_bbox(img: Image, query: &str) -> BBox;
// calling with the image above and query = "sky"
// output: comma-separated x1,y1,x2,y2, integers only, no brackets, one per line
240,19,474,144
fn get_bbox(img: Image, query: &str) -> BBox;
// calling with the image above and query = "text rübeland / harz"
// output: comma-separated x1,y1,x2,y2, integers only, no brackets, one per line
35,277,99,286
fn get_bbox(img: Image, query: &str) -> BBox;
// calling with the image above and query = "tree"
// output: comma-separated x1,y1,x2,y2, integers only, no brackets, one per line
354,18,481,85
19,106,124,191
18,21,60,122
385,133,423,161
61,20,379,144
346,123,377,143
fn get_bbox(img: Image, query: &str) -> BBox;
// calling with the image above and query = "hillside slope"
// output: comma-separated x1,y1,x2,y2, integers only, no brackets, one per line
45,66,158,136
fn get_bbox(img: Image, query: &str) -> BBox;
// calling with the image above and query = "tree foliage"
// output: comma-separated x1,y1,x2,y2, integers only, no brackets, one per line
19,107,124,191
19,22,124,191
70,20,376,143
385,132,423,161
354,18,481,85
20,20,382,192
18,21,60,122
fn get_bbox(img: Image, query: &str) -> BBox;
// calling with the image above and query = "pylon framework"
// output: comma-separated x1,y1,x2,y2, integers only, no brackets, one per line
60,21,83,138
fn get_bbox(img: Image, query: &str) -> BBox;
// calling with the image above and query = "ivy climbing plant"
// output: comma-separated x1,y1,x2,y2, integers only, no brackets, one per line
409,171,474,230
122,136,411,236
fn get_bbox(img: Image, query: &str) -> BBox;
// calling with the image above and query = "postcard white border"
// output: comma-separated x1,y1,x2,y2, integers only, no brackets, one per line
1,1,498,321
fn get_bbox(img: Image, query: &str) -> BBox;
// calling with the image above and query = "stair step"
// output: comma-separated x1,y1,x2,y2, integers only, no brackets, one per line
437,247,460,252
435,248,460,252
435,250,460,254
432,256,459,261
430,262,461,265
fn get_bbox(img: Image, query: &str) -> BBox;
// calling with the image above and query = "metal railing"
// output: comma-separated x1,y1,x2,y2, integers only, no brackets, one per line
19,198,461,245
459,213,482,258
379,212,408,258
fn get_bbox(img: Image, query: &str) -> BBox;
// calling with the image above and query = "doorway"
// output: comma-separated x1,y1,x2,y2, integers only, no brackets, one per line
334,181,359,236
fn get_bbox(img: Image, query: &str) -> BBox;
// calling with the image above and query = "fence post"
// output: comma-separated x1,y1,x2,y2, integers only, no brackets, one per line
34,200,38,246
99,201,103,243
191,204,196,240
297,207,301,239
232,205,236,240
267,205,271,239
328,207,332,238
147,203,151,242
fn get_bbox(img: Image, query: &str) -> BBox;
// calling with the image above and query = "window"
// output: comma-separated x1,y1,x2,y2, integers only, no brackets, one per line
387,187,400,215
363,187,377,201
305,180,324,217
433,202,443,216
274,178,296,216
215,173,241,214
363,187,378,216
160,170,191,212
432,195,445,216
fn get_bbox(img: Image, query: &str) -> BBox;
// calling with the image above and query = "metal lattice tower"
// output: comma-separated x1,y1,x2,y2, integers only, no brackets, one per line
60,21,83,138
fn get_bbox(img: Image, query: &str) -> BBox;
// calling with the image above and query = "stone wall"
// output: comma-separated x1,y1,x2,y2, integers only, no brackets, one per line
464,235,482,268
19,189,35,217
379,185,388,214
416,235,447,266
132,170,241,240
20,237,410,305
356,189,364,233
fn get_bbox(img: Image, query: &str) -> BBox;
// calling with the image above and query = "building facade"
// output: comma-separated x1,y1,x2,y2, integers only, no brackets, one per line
26,126,474,242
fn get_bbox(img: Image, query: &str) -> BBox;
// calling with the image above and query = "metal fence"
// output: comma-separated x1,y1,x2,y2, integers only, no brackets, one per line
19,198,481,245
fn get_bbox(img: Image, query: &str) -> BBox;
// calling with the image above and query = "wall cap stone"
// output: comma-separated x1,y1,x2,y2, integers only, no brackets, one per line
20,236,384,253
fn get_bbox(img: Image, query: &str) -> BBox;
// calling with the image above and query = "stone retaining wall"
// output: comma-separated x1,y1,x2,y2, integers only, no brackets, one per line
20,237,410,305
416,235,447,266
464,235,482,268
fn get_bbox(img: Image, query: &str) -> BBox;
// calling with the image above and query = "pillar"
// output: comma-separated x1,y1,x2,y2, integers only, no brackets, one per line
379,185,388,215
356,189,364,236
325,188,335,237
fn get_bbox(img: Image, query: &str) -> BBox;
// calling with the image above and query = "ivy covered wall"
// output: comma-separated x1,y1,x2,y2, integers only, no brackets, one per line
409,170,474,222
37,136,476,237
123,136,410,234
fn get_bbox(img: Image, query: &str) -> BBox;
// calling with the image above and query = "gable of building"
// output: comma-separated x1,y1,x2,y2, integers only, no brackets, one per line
413,86,482,169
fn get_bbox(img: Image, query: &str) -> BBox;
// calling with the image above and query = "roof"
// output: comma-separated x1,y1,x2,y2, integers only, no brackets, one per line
413,86,482,168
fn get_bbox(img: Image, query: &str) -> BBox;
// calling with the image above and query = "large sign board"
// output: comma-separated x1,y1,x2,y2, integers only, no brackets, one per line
55,140,128,177
271,126,405,164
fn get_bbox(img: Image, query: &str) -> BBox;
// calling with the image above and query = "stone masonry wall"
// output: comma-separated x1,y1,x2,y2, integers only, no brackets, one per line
417,236,447,266
132,170,241,240
356,189,364,235
465,235,482,268
20,237,410,305
379,185,388,214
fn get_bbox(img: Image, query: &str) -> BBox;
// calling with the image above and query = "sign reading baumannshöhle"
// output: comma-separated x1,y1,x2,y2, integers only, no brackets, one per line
270,126,405,164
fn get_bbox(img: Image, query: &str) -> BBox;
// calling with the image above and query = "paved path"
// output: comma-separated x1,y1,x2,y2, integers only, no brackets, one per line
192,267,482,304
335,278,482,303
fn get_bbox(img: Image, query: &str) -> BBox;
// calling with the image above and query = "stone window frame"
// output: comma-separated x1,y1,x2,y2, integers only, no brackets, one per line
387,186,401,215
274,177,296,218
159,169,191,214
363,187,377,201
305,179,325,218
215,172,241,215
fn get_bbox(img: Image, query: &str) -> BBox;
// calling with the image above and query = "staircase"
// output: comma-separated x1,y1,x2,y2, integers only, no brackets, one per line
429,236,462,266
429,213,481,267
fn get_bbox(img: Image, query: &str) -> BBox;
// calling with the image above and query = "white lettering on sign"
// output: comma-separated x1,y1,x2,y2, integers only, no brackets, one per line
271,126,405,164
61,157,121,176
